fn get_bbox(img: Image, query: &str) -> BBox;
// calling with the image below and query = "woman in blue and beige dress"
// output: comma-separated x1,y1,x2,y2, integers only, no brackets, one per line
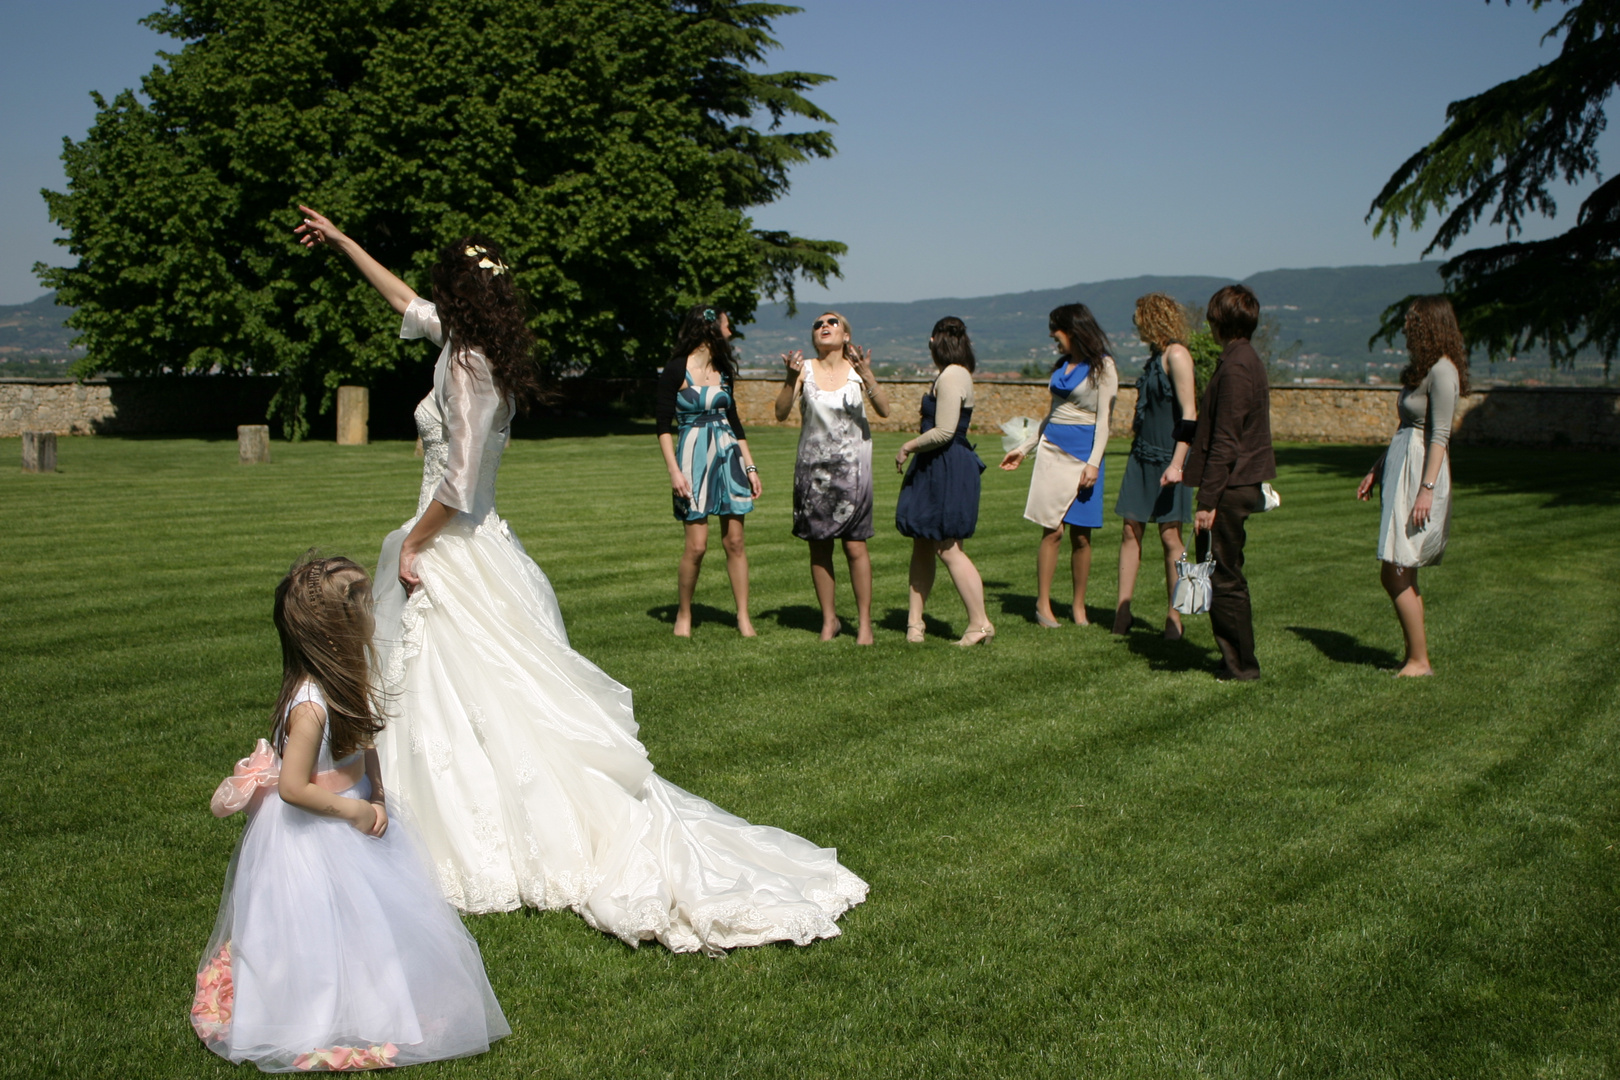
773,311,891,644
656,305,763,638
1113,293,1197,639
894,317,993,646
1000,303,1120,627
1357,295,1468,677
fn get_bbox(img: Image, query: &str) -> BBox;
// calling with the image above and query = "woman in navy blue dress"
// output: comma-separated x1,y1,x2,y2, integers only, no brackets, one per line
894,317,992,646
656,306,763,637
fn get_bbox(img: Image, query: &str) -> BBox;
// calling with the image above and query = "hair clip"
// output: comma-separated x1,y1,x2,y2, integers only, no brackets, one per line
702,308,717,323
305,563,322,607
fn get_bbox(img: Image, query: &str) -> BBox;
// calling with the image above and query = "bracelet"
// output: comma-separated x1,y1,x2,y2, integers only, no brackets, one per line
1421,481,1435,490
744,465,758,474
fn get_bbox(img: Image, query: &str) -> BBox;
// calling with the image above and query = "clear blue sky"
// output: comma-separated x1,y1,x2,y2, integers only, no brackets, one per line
0,0,1609,306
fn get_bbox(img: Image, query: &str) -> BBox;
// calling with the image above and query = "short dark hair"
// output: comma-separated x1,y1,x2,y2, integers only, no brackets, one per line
1206,285,1259,341
929,316,976,372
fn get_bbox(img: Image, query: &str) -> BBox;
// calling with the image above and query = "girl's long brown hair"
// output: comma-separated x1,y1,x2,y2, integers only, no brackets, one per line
270,552,385,760
1402,295,1471,396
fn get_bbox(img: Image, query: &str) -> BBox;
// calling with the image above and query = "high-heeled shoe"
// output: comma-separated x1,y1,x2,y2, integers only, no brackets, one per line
1111,601,1133,635
956,623,995,647
1034,610,1061,629
906,620,926,643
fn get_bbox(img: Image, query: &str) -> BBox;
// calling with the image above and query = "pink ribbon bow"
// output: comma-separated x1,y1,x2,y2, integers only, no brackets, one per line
210,739,282,817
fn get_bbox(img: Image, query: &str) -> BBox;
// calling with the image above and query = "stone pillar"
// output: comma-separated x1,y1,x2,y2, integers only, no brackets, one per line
238,425,271,464
337,386,369,445
21,431,56,473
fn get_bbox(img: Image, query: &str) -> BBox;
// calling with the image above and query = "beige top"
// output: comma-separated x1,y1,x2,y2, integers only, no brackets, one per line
909,365,975,452
1397,356,1460,449
1016,359,1119,468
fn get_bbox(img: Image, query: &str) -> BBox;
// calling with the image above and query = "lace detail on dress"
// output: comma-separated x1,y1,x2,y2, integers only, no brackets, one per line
415,397,451,518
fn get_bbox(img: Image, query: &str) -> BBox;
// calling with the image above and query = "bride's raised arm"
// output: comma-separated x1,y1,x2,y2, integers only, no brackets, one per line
294,205,418,315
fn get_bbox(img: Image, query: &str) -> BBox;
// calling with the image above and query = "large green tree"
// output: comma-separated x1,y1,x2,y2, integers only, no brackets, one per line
1368,0,1620,373
38,0,843,436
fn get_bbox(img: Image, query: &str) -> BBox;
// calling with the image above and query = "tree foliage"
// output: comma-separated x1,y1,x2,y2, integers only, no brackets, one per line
1367,0,1620,373
38,0,844,436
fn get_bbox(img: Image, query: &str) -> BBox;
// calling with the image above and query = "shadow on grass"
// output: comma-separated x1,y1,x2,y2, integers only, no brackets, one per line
1123,622,1218,672
1276,443,1618,507
645,602,738,631
877,607,956,640
1287,625,1400,669
757,605,825,634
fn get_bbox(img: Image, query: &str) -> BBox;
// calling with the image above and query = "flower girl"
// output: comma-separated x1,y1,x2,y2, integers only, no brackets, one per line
192,554,509,1072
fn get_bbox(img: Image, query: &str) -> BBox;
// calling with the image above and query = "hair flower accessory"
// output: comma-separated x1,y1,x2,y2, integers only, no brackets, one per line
702,308,717,323
464,244,510,275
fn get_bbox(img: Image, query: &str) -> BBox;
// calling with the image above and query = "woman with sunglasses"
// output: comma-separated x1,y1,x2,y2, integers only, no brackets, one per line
774,312,890,643
656,304,762,637
894,317,993,646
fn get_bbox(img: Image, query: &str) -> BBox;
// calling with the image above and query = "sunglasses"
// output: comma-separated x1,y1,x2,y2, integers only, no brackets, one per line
812,317,840,331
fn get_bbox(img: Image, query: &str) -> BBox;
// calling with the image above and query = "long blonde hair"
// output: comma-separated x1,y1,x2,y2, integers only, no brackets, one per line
270,552,385,759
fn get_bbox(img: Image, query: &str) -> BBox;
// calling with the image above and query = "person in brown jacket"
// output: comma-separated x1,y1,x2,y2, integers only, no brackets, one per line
1182,285,1276,680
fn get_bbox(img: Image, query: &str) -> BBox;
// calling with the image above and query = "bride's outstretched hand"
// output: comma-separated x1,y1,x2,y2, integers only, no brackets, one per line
294,205,348,250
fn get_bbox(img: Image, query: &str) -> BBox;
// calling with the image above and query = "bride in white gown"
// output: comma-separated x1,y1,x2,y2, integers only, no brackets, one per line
295,208,867,953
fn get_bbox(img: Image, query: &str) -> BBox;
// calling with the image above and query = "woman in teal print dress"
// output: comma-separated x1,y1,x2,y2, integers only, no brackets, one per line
656,305,762,638
1113,292,1197,639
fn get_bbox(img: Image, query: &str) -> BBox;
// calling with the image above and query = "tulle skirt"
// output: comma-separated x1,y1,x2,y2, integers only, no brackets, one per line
373,510,867,953
193,779,509,1072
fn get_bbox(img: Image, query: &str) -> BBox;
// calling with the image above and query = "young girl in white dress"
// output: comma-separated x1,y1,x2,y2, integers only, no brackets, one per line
293,207,866,953
193,554,508,1072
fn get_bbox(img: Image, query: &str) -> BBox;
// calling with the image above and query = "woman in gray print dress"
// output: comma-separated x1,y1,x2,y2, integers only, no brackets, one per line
1113,293,1198,639
774,311,890,644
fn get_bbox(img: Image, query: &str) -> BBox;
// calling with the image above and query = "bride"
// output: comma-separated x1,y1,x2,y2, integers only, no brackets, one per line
295,207,867,953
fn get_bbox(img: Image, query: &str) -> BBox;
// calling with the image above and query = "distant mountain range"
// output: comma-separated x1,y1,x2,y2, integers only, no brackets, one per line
735,262,1449,375
0,292,82,359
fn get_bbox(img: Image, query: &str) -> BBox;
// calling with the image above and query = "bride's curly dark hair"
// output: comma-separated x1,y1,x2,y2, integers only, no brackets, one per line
430,236,544,409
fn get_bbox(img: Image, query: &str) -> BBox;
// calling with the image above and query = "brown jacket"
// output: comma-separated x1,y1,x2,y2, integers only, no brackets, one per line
1183,338,1276,510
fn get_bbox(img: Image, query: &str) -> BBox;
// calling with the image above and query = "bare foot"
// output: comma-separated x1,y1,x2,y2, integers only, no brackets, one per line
856,621,875,646
673,613,692,638
1395,662,1433,677
1034,608,1061,629
738,617,757,638
820,619,841,642
1162,614,1183,641
1111,601,1133,635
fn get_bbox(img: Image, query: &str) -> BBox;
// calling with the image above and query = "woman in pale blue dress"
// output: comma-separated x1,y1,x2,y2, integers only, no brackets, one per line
656,305,763,637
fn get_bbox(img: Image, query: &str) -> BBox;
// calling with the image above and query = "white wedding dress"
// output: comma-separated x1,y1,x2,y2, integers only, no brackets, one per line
372,299,867,953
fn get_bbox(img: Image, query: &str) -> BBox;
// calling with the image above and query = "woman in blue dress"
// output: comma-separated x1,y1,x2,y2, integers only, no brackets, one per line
656,305,762,637
894,317,993,646
999,304,1119,627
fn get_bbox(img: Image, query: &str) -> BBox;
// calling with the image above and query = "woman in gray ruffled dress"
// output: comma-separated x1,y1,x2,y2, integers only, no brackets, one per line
1357,295,1468,677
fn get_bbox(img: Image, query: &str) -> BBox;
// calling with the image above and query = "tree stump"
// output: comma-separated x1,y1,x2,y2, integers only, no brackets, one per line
238,425,271,464
337,386,369,445
21,431,57,473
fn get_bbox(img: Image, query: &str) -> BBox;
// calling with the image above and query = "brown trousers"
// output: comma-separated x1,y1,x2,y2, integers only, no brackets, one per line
1196,483,1262,679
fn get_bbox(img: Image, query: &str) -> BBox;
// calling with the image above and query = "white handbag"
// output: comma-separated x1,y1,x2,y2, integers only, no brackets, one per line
1256,482,1281,512
1171,550,1215,615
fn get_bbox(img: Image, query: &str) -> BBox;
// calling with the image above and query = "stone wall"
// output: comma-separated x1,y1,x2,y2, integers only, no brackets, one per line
5,374,1617,449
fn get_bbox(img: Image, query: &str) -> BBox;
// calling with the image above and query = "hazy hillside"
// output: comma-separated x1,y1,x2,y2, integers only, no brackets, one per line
736,263,1450,381
0,292,80,360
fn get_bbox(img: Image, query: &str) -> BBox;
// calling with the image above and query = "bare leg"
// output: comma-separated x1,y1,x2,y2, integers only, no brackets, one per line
1069,524,1093,625
675,520,708,637
1381,560,1431,676
721,515,755,637
808,538,840,640
1159,521,1185,640
1115,519,1144,634
1035,526,1063,626
937,540,993,644
844,539,875,645
907,538,935,641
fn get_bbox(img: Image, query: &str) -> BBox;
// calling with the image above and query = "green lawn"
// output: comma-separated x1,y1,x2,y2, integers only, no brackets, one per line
2,428,1617,1079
